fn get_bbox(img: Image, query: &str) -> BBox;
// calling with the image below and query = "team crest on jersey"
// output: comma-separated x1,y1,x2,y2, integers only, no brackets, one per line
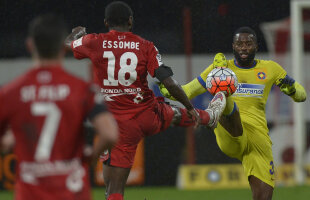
257,72,266,80
254,68,267,81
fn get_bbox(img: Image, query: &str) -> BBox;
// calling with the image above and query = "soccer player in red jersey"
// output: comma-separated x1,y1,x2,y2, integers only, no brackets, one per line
0,15,119,200
65,2,226,199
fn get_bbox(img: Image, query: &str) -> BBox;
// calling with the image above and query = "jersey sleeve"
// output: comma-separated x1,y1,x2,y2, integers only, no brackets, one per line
271,61,287,86
146,43,164,77
71,34,99,60
196,64,214,89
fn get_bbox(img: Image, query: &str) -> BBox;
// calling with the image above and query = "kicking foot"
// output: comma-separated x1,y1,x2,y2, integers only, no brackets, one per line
205,91,226,129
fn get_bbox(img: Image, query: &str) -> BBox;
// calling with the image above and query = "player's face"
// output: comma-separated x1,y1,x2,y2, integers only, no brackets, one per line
232,33,257,67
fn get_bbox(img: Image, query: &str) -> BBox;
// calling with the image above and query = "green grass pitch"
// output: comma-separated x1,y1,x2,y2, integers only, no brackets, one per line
0,186,310,200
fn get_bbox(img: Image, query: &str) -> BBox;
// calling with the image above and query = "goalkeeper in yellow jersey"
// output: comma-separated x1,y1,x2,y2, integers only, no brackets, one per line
159,27,307,200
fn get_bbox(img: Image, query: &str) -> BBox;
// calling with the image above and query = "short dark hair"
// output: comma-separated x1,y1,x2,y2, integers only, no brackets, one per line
234,26,257,43
28,14,67,58
105,1,133,27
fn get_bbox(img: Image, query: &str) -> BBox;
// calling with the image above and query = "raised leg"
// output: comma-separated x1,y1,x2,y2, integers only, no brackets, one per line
218,96,243,137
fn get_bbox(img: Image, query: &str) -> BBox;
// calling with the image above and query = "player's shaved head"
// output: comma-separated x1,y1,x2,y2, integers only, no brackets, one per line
105,1,133,27
28,14,67,59
233,27,257,43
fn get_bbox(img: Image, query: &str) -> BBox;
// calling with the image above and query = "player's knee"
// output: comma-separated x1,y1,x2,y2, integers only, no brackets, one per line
219,144,242,159
252,190,273,200
216,138,243,159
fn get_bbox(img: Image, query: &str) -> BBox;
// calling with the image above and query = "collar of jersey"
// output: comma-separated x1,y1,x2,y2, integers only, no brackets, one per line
234,59,257,69
34,64,63,70
109,30,131,34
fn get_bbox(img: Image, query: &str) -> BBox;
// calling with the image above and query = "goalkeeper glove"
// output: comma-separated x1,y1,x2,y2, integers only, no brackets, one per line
279,75,296,96
213,53,228,68
157,82,174,99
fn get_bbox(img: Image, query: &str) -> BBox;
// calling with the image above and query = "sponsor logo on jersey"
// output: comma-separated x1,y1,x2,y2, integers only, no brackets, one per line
257,72,266,80
20,158,84,186
101,87,143,102
233,83,265,98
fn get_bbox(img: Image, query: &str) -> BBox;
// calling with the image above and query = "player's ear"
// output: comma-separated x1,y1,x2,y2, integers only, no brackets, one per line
26,37,34,54
255,43,258,52
104,19,109,28
128,16,133,30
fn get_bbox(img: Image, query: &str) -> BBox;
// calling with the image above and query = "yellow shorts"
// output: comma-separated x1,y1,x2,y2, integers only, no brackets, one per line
214,121,275,187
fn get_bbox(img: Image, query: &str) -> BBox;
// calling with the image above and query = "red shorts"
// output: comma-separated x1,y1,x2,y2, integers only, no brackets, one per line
101,101,174,168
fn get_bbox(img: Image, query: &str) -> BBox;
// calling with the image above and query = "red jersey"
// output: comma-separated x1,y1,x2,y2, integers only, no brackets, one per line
0,66,98,200
71,30,163,120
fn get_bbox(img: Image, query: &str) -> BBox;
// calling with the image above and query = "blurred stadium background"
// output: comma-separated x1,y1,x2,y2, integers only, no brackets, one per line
1,0,310,199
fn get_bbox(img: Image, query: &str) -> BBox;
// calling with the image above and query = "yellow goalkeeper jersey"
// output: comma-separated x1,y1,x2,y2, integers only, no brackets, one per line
198,59,287,136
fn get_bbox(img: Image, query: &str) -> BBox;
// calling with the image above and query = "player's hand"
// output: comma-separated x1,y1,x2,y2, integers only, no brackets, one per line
279,76,296,96
187,109,200,128
157,82,174,99
72,26,87,38
213,53,228,69
280,83,296,96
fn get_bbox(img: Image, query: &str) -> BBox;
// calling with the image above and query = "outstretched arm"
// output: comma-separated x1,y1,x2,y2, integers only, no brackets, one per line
155,65,199,123
159,78,206,100
64,26,87,50
159,53,227,100
180,78,207,99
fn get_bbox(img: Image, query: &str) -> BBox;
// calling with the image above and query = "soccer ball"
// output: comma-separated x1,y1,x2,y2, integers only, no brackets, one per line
206,67,238,96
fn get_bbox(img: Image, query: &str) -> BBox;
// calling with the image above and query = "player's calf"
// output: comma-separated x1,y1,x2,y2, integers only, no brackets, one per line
170,92,226,129
171,107,208,127
249,175,273,200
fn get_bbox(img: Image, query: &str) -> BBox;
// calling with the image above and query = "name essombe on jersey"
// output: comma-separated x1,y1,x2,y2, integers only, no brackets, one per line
233,83,265,98
102,40,140,50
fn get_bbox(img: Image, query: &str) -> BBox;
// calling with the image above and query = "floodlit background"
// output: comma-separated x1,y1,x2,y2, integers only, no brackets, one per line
0,0,310,199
